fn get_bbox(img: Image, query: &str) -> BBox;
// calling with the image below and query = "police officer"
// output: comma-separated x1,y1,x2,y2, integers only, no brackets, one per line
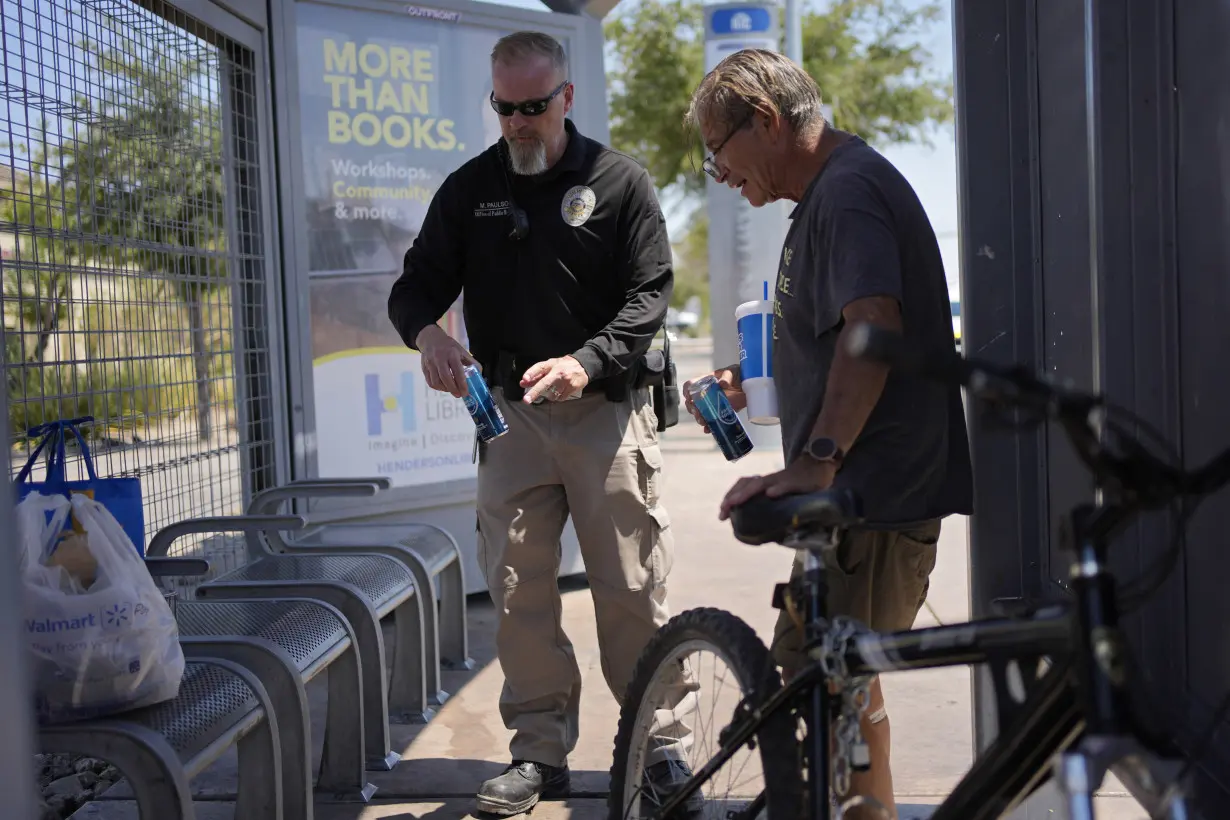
388,30,700,818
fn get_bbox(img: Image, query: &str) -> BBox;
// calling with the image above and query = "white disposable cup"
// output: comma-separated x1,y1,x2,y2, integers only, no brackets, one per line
735,298,778,425
741,376,778,425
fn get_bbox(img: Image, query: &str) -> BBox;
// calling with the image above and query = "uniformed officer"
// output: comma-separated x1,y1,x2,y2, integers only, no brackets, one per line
388,30,700,817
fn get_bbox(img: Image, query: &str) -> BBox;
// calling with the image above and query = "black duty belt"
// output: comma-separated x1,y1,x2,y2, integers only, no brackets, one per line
487,351,610,403
476,338,676,432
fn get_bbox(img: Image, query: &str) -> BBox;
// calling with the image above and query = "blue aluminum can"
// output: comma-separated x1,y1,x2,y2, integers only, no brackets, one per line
689,375,754,461
463,364,509,443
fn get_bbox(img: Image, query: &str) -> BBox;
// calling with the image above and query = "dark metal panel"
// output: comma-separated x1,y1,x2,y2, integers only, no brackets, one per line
952,0,1048,764
957,0,1230,802
136,0,264,46
1080,0,1189,740
1035,0,1092,594
539,0,583,13
1087,0,1230,798
1173,0,1230,800
210,0,267,28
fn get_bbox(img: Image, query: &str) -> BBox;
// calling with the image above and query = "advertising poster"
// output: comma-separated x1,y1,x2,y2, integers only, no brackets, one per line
296,2,532,487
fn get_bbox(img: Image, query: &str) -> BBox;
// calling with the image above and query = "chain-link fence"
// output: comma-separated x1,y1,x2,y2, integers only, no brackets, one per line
1,0,276,557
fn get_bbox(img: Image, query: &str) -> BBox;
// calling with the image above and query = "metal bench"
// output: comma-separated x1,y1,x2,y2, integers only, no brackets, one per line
245,478,473,705
40,654,282,820
173,596,376,809
147,516,431,768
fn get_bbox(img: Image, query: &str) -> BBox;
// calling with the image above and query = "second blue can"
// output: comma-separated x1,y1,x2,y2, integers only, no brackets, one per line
689,375,754,461
463,364,509,443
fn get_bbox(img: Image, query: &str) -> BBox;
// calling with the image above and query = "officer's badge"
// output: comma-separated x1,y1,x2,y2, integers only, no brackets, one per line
561,185,596,227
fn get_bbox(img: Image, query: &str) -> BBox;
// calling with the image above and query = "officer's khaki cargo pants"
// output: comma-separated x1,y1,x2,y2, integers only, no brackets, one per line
476,386,694,768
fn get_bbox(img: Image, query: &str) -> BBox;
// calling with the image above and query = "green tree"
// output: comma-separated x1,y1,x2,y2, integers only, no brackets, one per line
56,42,227,441
0,150,79,380
604,0,706,198
605,0,953,308
606,0,951,196
2,40,227,440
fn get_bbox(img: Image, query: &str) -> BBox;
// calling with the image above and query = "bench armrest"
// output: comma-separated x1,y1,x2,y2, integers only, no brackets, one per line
147,515,306,558
247,482,383,517
246,482,389,551
288,477,392,491
144,557,211,578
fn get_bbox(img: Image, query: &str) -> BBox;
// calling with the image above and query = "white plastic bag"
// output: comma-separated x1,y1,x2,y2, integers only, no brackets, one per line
17,491,185,724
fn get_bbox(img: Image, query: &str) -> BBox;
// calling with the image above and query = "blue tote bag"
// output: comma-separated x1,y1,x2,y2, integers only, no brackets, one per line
14,417,146,556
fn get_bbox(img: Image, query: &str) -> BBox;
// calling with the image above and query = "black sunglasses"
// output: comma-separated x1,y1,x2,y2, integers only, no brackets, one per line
489,80,569,117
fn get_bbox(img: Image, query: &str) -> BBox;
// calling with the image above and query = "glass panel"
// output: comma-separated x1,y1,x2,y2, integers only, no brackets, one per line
295,0,567,487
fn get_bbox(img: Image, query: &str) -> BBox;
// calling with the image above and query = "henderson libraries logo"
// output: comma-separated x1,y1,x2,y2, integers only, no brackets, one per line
365,372,416,436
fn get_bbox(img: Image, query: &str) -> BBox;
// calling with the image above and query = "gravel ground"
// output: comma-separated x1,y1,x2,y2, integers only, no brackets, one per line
35,753,119,820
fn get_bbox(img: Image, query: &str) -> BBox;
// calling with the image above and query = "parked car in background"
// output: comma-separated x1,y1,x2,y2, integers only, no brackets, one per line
951,299,962,351
665,295,703,338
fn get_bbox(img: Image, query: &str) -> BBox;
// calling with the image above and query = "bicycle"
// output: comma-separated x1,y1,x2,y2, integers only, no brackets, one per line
608,321,1230,820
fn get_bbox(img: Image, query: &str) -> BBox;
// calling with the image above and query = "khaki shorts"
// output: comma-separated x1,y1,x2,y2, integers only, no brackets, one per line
771,519,941,672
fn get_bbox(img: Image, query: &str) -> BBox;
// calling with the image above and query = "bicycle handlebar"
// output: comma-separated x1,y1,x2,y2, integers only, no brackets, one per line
845,323,1230,507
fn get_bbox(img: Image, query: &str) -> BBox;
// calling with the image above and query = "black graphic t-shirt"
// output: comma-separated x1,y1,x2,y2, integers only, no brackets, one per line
773,137,973,524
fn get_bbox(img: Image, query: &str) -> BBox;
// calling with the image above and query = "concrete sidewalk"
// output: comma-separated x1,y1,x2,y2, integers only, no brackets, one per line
76,344,1147,819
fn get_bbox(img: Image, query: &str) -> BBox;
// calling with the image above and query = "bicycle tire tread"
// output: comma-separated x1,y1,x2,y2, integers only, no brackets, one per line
608,607,803,820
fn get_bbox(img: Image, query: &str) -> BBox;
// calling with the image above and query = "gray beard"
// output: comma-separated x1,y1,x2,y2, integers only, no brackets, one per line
506,136,548,175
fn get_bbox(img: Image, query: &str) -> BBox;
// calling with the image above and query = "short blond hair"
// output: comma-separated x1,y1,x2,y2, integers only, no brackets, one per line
491,31,568,77
686,49,824,135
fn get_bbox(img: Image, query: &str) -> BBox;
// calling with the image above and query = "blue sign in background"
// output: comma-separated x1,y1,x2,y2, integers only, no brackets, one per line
709,7,773,36
737,312,774,380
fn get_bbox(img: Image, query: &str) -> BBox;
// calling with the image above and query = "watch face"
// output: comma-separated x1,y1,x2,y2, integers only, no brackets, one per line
809,438,838,461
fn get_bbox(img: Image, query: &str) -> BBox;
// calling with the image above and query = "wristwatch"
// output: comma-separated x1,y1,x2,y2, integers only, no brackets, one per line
804,437,845,466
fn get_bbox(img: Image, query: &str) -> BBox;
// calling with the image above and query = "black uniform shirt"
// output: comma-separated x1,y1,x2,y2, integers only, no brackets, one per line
388,119,674,385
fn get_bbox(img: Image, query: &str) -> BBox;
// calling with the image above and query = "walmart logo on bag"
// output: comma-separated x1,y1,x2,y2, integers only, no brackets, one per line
104,602,131,629
365,372,417,436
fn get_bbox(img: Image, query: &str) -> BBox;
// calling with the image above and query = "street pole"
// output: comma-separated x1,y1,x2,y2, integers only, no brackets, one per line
784,0,802,64
703,2,786,453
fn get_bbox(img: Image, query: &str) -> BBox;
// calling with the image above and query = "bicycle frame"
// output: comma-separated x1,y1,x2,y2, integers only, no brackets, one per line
650,500,1193,819
648,581,1073,818
794,542,1078,820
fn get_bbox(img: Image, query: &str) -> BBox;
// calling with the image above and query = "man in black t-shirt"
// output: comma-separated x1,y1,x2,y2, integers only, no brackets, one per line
682,48,973,817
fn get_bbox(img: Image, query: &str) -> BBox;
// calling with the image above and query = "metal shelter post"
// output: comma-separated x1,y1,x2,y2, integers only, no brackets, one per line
0,512,37,813
0,352,39,819
956,0,1230,808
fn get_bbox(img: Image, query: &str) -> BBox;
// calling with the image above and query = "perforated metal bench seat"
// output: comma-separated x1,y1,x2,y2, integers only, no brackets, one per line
248,480,474,705
40,656,281,820
147,517,432,751
300,522,458,575
175,597,377,811
208,552,412,607
290,520,472,698
202,551,431,727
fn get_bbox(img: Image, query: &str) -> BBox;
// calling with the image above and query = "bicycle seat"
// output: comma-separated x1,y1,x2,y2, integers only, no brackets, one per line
729,488,864,546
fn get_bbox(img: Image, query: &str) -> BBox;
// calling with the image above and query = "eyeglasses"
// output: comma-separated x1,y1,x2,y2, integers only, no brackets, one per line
489,80,569,117
701,111,754,179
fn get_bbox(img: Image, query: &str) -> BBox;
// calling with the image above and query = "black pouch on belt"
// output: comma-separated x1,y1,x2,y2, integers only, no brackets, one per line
631,328,679,433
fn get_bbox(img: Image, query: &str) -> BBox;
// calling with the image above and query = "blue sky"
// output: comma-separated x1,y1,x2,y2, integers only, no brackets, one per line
474,0,962,298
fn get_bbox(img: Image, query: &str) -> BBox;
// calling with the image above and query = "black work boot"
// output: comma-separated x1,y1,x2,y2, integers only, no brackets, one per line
643,758,705,817
475,759,570,816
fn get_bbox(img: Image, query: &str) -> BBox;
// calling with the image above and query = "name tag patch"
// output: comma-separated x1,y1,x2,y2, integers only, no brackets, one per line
475,200,510,218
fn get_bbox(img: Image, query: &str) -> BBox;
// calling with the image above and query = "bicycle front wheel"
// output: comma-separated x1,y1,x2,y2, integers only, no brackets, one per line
608,607,803,820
